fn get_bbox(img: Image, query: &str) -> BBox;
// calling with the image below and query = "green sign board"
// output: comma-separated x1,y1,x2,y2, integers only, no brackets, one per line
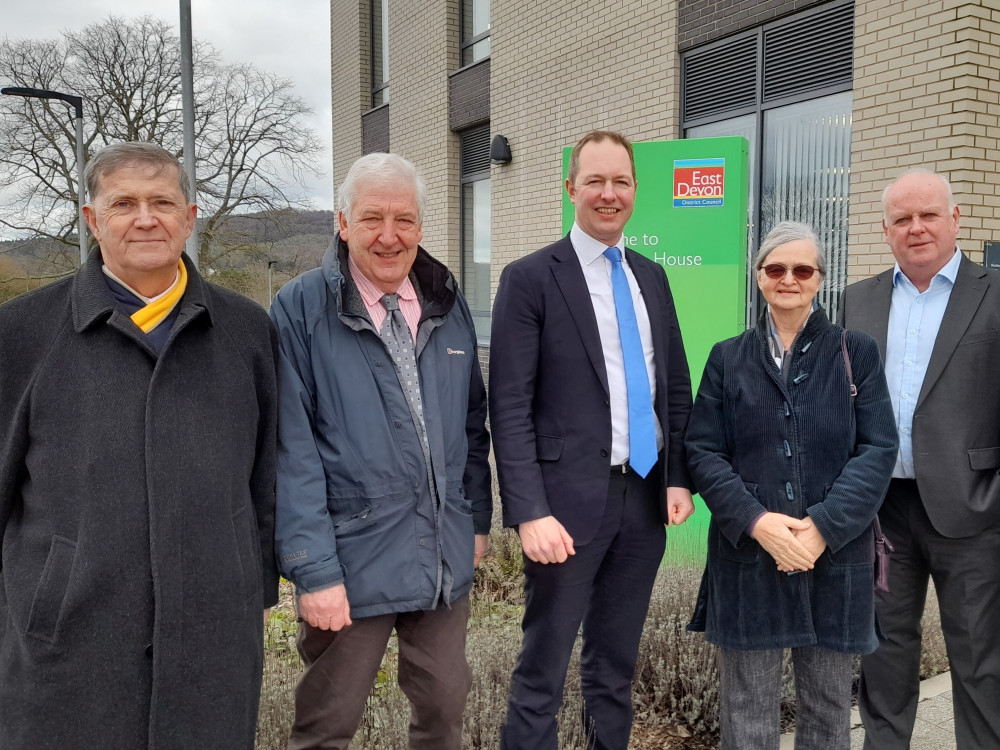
562,137,749,563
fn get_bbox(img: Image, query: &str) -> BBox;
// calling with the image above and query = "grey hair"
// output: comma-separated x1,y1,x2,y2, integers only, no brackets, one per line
882,168,956,218
338,152,426,223
85,142,192,203
754,221,827,277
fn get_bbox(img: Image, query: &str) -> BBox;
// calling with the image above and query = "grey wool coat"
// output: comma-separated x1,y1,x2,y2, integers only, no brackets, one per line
686,311,898,653
0,251,279,750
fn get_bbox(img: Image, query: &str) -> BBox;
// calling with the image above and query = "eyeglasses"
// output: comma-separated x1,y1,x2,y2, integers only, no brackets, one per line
760,263,821,281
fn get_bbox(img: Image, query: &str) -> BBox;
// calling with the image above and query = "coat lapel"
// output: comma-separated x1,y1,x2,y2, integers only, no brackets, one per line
860,270,893,359
550,237,610,396
918,255,988,405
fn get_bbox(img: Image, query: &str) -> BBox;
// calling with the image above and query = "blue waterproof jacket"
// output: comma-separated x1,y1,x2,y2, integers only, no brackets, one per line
269,236,491,618
686,311,898,653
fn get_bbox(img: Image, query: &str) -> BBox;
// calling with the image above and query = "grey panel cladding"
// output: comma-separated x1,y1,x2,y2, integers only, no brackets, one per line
449,59,490,131
678,0,829,51
362,105,390,154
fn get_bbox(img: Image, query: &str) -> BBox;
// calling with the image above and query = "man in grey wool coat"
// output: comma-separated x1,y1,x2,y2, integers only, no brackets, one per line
0,142,279,749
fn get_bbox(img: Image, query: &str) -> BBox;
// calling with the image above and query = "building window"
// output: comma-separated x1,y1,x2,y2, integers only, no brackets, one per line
371,0,389,106
461,0,490,66
682,0,853,322
460,125,491,341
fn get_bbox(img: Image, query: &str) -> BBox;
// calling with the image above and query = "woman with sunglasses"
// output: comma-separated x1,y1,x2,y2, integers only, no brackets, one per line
685,221,899,750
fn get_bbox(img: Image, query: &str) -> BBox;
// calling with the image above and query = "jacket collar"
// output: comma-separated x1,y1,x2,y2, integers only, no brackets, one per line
322,232,458,320
72,248,212,333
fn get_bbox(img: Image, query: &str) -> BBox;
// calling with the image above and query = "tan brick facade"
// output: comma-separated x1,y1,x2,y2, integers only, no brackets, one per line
851,0,1000,277
490,0,680,286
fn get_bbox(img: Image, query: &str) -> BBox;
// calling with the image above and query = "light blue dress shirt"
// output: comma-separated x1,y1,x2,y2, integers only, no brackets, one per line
885,247,962,477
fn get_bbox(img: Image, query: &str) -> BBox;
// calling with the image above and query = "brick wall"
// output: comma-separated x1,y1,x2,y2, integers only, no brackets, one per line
387,0,462,270
490,0,681,292
850,0,1000,278
331,0,368,200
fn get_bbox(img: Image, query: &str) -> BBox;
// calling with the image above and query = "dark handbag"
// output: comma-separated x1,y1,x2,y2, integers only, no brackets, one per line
842,331,894,593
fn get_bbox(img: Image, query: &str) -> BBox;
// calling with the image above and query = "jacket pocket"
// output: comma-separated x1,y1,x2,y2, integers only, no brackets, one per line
968,446,1000,471
536,434,564,462
232,505,261,602
26,535,77,644
958,328,999,346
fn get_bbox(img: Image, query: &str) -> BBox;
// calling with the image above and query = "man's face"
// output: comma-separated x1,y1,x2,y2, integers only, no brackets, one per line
883,173,960,284
566,139,636,246
83,163,196,296
339,179,423,294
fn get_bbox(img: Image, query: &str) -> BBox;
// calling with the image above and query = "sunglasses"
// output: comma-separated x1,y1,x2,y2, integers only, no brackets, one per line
760,263,820,281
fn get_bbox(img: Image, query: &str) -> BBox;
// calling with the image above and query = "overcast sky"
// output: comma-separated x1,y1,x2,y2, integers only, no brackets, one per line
3,0,334,210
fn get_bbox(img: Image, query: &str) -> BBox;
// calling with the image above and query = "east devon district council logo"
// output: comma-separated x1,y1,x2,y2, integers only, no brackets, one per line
672,158,725,208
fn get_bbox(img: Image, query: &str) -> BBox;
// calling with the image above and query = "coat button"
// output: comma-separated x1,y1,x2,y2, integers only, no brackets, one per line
600,449,609,457
374,359,382,366
419,539,425,546
394,422,402,429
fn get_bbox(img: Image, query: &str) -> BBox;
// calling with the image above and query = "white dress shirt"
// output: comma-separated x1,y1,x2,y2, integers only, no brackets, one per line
570,223,662,466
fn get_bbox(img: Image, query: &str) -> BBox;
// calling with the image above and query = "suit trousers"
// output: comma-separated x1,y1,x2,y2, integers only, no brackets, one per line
719,647,854,750
287,593,473,750
859,479,1000,750
501,467,665,750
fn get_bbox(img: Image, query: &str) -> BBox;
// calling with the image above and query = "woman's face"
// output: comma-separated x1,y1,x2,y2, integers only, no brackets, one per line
756,239,823,316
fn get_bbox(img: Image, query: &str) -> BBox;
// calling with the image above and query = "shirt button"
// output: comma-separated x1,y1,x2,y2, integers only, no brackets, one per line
910,329,917,334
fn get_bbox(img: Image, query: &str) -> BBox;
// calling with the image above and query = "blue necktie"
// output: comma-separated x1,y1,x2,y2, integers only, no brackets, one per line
603,247,657,477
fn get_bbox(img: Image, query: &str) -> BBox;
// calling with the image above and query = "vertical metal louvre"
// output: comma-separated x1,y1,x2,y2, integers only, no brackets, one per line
461,123,491,177
762,3,854,103
682,35,758,123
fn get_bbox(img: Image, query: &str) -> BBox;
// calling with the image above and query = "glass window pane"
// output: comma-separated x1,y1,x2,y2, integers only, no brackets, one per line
462,179,491,340
761,91,852,321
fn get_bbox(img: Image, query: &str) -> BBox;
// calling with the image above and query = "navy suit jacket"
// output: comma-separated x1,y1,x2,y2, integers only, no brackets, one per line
489,234,694,545
839,254,1000,537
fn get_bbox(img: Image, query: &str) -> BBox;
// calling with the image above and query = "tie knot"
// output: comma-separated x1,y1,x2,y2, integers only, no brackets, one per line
381,293,400,312
603,247,623,263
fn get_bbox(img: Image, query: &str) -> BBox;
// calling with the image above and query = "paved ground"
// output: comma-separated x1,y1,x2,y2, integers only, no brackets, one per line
780,671,955,750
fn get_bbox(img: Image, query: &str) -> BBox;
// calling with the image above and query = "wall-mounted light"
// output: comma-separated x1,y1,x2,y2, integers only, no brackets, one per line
490,134,512,165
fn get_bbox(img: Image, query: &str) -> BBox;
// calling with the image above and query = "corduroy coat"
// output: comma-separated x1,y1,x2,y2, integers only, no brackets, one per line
0,251,279,749
686,311,898,653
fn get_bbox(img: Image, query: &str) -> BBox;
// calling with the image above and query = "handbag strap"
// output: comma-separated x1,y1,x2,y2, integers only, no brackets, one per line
841,330,858,400
841,330,892,547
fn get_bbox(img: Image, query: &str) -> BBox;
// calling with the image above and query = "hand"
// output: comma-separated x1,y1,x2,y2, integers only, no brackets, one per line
519,515,575,564
298,584,352,631
473,534,489,567
666,487,695,525
791,519,827,567
263,608,271,628
750,512,816,572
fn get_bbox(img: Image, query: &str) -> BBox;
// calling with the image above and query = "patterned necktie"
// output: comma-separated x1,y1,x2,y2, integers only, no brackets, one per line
379,293,431,465
603,247,657,477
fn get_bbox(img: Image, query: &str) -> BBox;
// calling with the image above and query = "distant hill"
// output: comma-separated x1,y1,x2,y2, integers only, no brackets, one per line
0,209,337,277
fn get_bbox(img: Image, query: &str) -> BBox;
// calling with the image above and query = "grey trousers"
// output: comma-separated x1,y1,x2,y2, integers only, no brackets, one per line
287,594,473,750
719,646,855,750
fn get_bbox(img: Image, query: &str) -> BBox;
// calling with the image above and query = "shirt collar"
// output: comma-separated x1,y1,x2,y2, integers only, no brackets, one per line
101,263,180,304
348,252,417,306
892,246,962,290
570,222,624,267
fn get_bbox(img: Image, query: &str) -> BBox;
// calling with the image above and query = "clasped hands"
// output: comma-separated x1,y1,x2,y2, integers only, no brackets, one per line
750,512,827,573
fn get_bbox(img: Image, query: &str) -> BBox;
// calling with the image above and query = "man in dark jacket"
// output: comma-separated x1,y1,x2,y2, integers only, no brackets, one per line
270,152,491,750
0,142,279,749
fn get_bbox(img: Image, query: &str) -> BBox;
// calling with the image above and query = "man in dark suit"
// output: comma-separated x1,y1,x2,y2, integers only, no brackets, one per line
490,130,695,750
839,169,1000,750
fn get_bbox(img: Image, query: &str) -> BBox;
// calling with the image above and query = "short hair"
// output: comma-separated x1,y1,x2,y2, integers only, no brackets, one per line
338,152,426,223
85,142,191,203
881,168,956,218
567,131,636,185
754,221,828,277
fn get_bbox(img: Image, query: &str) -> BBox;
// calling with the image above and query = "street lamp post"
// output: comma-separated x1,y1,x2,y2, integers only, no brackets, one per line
267,260,277,308
1,87,87,266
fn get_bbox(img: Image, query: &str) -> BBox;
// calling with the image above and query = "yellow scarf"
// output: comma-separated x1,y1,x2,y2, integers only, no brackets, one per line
130,260,188,333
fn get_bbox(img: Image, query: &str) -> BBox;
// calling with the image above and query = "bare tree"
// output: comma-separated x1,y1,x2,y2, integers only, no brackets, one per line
0,15,322,269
